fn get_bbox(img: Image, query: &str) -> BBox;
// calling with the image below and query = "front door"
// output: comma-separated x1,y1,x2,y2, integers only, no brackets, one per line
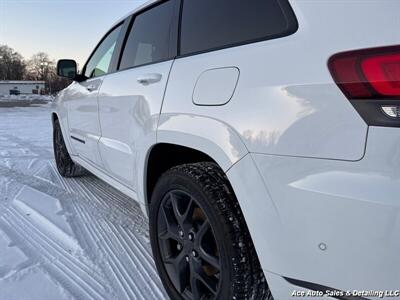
97,0,178,188
67,24,123,166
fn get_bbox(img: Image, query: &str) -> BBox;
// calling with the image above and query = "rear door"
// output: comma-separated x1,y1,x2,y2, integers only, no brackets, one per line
97,0,179,188
67,23,124,166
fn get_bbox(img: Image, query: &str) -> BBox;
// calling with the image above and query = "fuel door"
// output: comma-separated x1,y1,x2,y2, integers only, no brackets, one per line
193,67,240,106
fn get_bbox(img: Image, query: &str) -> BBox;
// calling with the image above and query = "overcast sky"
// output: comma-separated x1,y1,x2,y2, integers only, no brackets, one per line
0,0,146,67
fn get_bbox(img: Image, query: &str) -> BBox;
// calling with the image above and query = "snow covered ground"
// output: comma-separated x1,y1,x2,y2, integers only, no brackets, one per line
0,104,167,300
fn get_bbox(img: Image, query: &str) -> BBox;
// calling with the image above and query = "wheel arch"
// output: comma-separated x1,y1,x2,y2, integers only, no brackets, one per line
143,113,249,209
144,143,217,210
140,114,249,210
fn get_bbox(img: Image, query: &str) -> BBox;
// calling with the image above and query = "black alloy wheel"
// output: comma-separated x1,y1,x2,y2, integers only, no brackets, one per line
157,189,221,299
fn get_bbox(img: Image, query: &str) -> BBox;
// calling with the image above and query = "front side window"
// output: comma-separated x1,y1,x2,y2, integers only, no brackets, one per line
180,0,297,56
84,24,122,78
119,0,177,70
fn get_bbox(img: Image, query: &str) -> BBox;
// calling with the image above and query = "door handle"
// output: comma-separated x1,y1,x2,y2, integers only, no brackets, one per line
137,73,162,85
86,85,98,92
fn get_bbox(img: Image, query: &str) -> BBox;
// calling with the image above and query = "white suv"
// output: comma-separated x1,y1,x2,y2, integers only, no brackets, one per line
53,0,400,299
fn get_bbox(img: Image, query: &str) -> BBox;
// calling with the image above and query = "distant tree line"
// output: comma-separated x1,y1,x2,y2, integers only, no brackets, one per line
0,45,71,94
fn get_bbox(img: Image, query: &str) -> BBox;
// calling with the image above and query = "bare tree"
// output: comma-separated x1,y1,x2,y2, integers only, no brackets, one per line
0,45,26,80
26,52,70,94
26,52,55,81
0,47,71,94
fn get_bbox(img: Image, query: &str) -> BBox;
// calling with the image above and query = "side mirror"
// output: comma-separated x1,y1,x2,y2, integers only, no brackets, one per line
57,59,83,81
57,59,87,82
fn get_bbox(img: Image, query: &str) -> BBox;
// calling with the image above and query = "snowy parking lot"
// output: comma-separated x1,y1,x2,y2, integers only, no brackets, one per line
0,104,167,300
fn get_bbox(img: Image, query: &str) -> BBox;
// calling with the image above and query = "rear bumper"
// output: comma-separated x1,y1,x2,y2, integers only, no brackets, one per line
227,126,400,299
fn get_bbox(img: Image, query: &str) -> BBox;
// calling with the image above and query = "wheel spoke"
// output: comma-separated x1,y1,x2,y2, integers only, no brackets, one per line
170,192,184,225
164,252,190,293
182,198,196,225
195,220,220,269
170,192,197,230
191,259,218,295
190,273,202,300
199,248,220,271
159,203,180,241
158,229,180,242
196,220,211,243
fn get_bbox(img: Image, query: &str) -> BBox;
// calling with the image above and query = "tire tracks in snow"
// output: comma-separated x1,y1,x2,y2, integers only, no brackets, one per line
0,161,167,300
45,162,167,300
0,107,167,300
0,208,110,300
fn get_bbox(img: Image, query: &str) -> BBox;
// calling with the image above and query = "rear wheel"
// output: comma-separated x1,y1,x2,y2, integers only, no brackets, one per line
149,162,272,300
53,119,85,177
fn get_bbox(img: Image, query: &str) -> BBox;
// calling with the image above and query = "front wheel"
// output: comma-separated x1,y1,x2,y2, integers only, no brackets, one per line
53,119,85,177
149,162,272,300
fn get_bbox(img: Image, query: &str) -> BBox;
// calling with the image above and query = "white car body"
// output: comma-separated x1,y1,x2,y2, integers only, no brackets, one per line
53,0,400,299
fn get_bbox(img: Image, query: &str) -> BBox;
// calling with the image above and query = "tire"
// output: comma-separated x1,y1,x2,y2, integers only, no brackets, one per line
53,119,85,177
149,162,272,300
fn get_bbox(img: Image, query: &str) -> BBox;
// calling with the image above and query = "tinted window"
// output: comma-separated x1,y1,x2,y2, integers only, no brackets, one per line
84,24,122,78
180,0,296,56
119,0,177,70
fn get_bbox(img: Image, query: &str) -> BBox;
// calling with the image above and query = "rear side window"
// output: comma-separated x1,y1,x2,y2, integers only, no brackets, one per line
119,0,177,70
180,0,298,56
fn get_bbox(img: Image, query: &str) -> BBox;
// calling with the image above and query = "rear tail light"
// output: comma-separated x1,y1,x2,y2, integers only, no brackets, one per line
328,46,400,127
